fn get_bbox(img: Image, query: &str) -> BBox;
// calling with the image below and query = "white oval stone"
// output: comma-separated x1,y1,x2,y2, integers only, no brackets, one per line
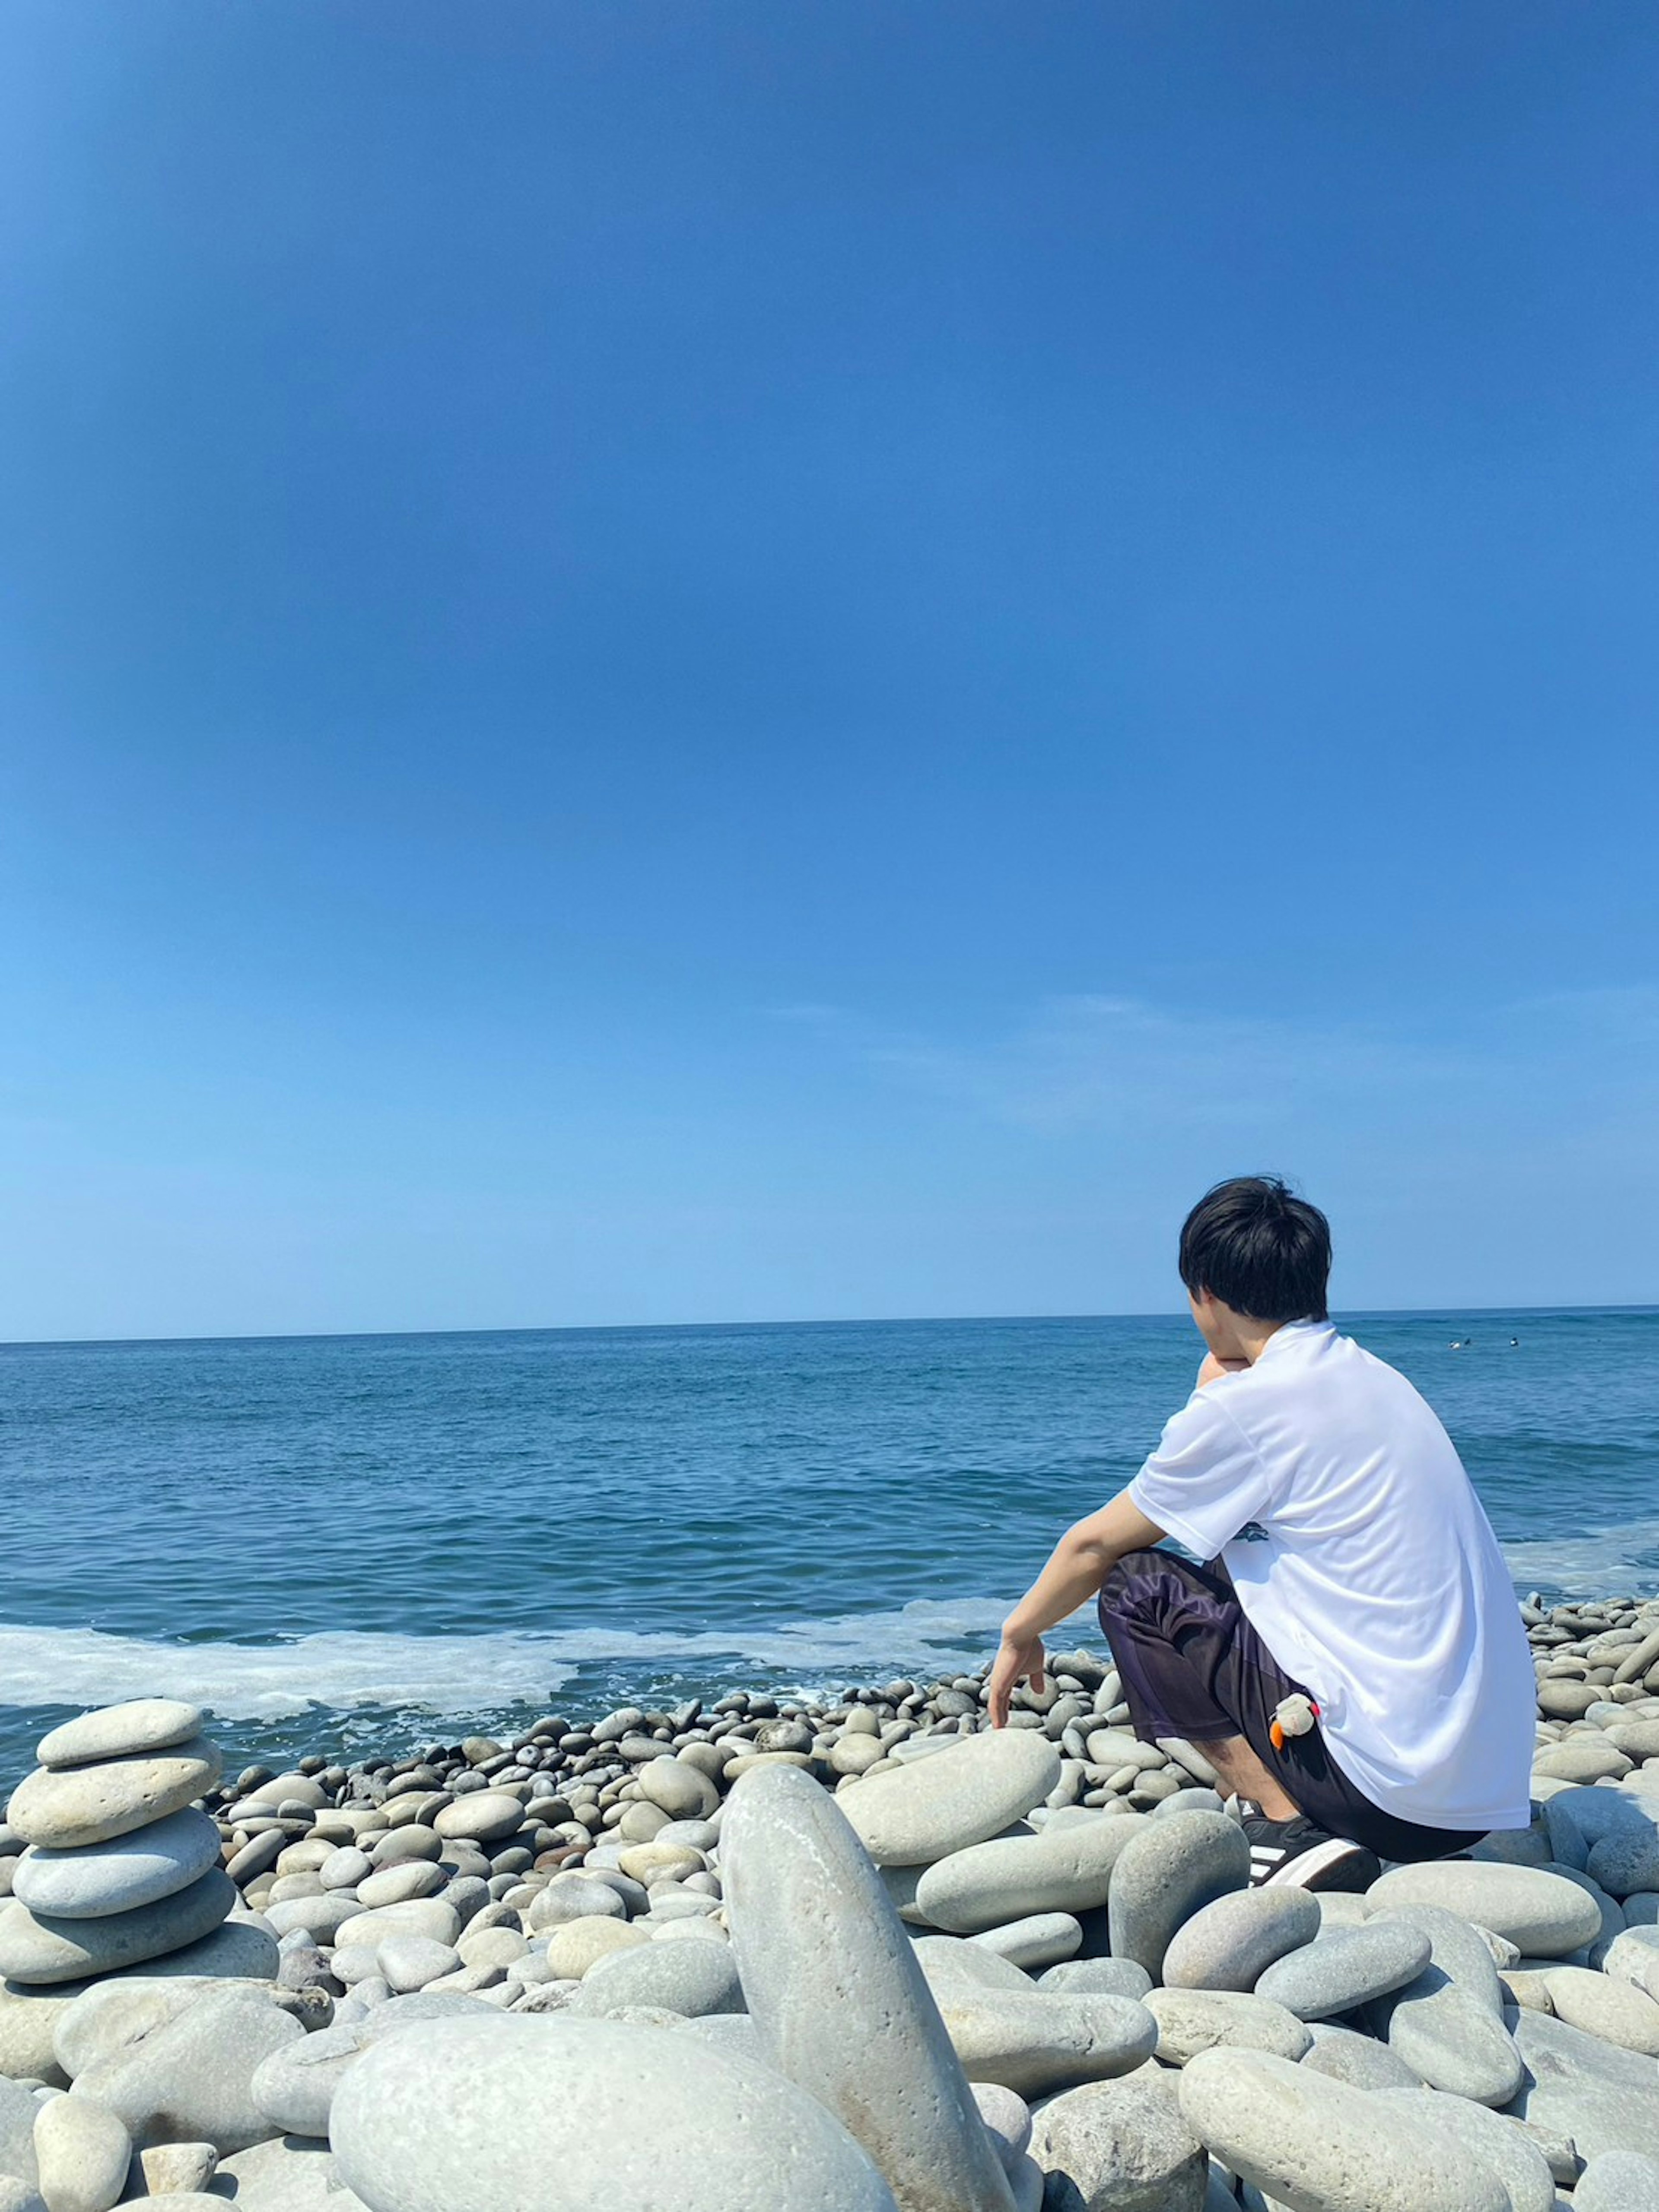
430,1793,524,1845
331,1900,461,1953
542,1917,648,1979
839,1731,1060,1867
566,1936,742,2019
13,1809,222,1921
6,1742,223,1852
37,1702,204,1773
636,1757,719,1822
31,2090,131,2212
329,2012,902,2211
723,1763,1017,2212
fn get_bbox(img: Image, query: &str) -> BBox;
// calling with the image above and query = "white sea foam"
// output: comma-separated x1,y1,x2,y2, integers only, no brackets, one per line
1502,1522,1659,1596
0,1597,1055,1721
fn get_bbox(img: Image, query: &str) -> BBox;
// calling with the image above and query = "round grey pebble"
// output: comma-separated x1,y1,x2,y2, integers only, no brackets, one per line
567,1936,743,2020
1255,1922,1433,2020
1161,1887,1320,1994
1106,1812,1250,1980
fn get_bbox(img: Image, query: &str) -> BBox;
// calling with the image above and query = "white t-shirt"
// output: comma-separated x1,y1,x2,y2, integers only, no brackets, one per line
1127,1319,1533,1832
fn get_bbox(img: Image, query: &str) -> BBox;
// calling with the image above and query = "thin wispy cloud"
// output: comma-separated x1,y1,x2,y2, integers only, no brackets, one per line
779,987,1659,1146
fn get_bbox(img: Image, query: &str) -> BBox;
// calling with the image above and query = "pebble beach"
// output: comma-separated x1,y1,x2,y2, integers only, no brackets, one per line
0,1589,1656,2211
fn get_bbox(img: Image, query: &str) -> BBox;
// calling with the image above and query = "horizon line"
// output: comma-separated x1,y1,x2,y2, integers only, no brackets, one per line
3,1299,1655,1355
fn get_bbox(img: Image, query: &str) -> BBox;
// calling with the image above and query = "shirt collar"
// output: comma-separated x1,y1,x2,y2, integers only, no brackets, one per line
1252,1317,1334,1365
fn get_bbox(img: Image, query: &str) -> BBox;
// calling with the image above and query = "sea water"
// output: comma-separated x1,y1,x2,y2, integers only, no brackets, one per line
1,1308,1654,1778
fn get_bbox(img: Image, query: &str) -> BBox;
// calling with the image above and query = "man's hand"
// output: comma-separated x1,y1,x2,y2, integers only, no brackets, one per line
1197,1350,1250,1387
987,1633,1046,1728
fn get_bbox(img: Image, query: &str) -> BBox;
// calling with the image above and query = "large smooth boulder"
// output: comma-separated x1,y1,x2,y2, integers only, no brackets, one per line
722,1763,1016,2212
55,1979,214,2082
249,1992,490,2138
1176,2047,1509,2212
915,1816,1144,1935
6,1744,222,1851
262,1896,364,1945
0,1870,235,1986
1254,1923,1432,2021
912,1936,1035,2000
13,1810,222,1921
1375,2085,1557,2212
541,1917,647,1979
839,1733,1060,1868
1106,1813,1249,1981
69,1983,302,2154
37,1704,204,1772
329,2012,901,2212
88,1915,276,1986
969,1913,1080,1971
1507,2006,1659,2163
1161,1888,1319,1994
1369,1904,1523,2107
1030,2075,1206,2212
1367,1862,1602,1956
1605,1925,1659,2002
1576,2150,1659,2212
1545,1787,1659,1898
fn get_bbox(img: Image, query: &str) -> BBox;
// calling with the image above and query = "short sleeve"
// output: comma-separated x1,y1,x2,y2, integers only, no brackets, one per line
1127,1390,1275,1561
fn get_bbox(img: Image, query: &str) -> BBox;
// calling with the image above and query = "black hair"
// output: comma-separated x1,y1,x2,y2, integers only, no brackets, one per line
1178,1175,1331,1323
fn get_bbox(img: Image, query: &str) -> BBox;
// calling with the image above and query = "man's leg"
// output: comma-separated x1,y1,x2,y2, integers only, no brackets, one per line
1097,1548,1486,1878
1198,1735,1300,1822
1096,1548,1382,1888
1095,1547,1301,1818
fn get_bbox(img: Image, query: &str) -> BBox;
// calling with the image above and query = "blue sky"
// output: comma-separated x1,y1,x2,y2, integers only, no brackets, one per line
3,3,1657,1339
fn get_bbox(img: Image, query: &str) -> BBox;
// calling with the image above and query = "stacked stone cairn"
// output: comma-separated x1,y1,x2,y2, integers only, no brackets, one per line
0,1592,1653,2209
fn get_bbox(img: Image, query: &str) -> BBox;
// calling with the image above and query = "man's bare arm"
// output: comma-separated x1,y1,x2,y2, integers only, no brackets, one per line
986,1489,1167,1726
1197,1350,1249,1386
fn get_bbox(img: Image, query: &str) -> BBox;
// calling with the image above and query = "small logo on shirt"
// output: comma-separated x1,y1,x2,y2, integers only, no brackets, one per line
1237,1520,1270,1543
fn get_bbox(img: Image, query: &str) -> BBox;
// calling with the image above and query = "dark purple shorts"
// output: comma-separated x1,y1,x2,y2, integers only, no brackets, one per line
1096,1547,1484,1864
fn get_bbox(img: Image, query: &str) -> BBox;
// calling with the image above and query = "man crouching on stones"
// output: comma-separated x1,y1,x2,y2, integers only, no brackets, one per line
988,1174,1533,1889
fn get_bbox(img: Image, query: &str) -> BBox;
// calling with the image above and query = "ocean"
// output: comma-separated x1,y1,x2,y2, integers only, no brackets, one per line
1,1308,1655,1785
